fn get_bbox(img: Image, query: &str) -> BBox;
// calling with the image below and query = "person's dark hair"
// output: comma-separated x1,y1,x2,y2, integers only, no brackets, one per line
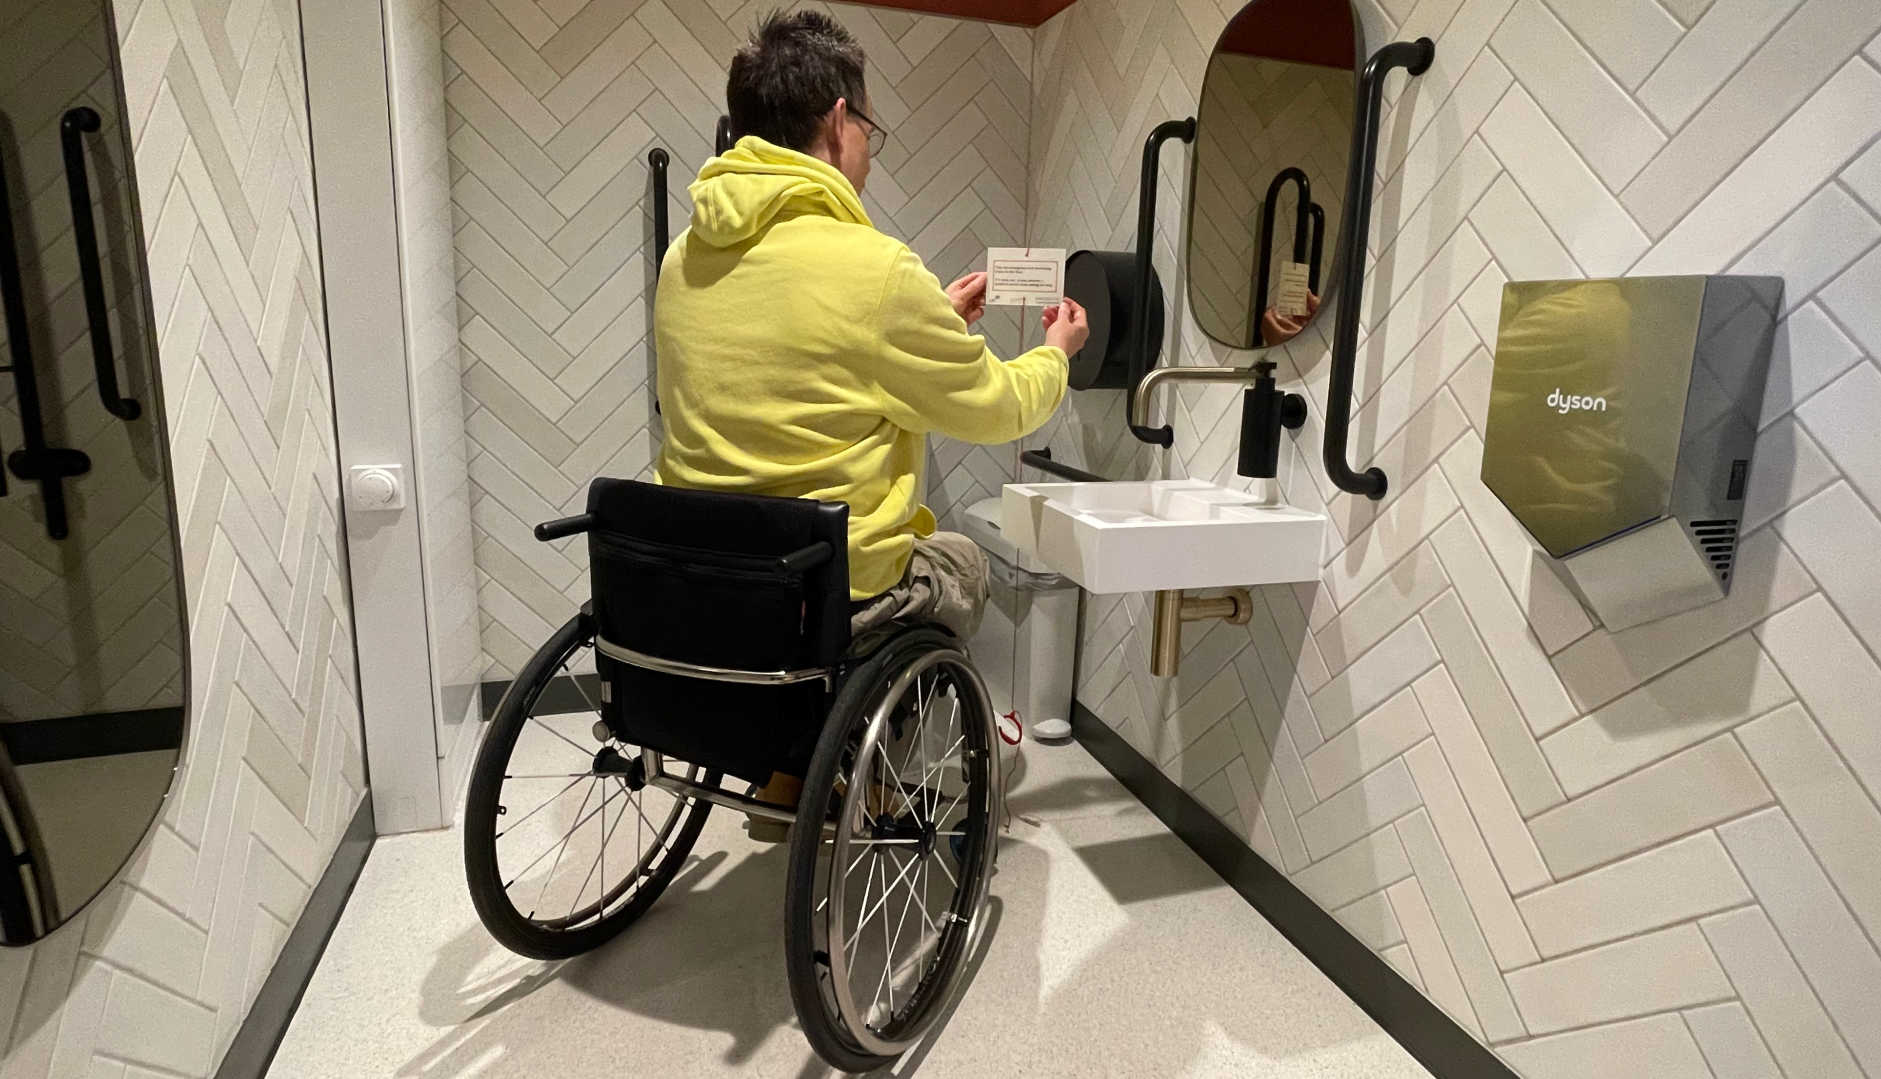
727,10,867,152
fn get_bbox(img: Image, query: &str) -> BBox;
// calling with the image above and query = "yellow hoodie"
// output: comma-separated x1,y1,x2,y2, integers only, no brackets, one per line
654,138,1069,599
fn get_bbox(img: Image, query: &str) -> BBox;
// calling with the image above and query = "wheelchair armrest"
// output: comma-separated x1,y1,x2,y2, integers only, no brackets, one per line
534,513,596,542
777,541,832,575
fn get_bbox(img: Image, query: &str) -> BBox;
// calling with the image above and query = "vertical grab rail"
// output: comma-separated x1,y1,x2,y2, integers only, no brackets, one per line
60,107,139,422
0,146,91,539
1306,203,1325,292
1251,167,1311,348
1127,118,1197,447
1323,37,1434,501
648,147,670,419
648,147,670,263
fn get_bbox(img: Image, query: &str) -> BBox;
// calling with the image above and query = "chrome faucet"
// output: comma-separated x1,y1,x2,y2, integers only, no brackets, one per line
1131,360,1307,502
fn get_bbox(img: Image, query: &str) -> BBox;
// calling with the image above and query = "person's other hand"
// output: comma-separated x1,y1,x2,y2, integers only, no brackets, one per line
1044,297,1090,357
1261,292,1320,347
947,272,988,326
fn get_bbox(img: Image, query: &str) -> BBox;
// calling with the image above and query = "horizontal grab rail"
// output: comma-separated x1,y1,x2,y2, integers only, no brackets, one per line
1020,448,1108,483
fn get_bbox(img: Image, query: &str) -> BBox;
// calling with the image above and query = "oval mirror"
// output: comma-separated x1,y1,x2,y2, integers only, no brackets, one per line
1187,0,1361,351
0,0,188,944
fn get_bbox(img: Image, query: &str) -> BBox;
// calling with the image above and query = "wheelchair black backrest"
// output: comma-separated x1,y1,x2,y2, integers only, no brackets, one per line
586,478,853,672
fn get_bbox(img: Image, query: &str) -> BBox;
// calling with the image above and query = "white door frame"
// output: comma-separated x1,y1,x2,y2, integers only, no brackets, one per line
301,0,450,834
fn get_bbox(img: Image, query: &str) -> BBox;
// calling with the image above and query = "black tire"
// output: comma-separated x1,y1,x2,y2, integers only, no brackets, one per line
465,612,717,960
784,627,1001,1072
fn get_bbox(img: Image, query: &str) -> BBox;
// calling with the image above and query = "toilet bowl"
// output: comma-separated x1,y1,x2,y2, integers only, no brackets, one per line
958,497,1079,742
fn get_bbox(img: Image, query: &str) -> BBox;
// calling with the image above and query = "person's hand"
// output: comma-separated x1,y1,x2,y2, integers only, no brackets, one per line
1261,292,1320,346
1043,297,1090,356
947,272,988,326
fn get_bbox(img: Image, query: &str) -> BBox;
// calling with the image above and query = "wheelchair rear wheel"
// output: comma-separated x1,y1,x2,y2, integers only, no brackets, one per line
464,612,718,960
784,627,1002,1071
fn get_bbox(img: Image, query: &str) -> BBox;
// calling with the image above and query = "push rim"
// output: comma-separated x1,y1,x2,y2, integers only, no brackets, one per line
486,632,704,934
817,648,999,1055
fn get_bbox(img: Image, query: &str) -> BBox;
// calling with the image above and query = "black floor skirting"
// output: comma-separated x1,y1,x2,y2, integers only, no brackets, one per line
214,796,376,1079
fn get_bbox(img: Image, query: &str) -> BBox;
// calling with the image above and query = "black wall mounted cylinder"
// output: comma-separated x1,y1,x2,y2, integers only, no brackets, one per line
1063,249,1164,391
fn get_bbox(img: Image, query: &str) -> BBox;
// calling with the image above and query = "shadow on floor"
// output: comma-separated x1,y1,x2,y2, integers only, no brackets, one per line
389,756,1421,1079
1069,832,1224,905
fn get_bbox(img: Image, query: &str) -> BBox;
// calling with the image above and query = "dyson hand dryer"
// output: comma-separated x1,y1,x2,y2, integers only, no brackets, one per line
1480,276,1783,631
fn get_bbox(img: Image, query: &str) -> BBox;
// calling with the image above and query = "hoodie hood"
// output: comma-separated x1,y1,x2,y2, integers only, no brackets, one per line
686,136,873,248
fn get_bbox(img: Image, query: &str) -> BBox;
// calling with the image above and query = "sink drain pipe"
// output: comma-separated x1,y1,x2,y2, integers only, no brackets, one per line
1151,587,1254,677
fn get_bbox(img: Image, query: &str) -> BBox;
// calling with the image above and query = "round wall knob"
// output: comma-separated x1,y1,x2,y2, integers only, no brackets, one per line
348,464,406,511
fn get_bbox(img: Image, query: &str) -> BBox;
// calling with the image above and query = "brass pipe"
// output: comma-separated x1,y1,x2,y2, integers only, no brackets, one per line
1150,587,1254,677
1153,590,1183,677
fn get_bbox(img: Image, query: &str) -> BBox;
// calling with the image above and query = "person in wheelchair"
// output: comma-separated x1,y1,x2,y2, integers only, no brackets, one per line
654,10,1090,831
463,12,1090,1070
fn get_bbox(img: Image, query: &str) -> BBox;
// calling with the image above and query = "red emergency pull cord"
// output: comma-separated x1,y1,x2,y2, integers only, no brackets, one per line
998,710,1024,746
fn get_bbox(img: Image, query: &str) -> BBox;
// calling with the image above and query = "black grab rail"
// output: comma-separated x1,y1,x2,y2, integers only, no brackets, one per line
1021,447,1107,484
1252,167,1311,348
61,107,139,422
1323,38,1434,501
1127,118,1197,446
0,145,91,539
1305,202,1326,292
648,147,671,263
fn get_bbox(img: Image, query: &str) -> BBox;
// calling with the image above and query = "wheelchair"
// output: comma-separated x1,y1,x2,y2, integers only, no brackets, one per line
462,477,1002,1071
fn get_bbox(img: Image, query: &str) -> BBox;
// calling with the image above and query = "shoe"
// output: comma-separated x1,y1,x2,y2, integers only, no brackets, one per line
745,771,802,843
747,818,790,843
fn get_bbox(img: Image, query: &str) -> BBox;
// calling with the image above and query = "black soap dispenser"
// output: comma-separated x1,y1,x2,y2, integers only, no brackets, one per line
1237,361,1307,481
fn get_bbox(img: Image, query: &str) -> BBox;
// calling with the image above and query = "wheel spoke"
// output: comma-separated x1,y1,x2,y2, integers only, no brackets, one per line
565,782,621,921
558,658,604,715
525,714,592,756
846,843,923,952
932,842,959,889
495,775,585,839
879,849,898,1020
874,750,921,822
525,779,597,915
916,852,939,936
500,775,619,892
882,849,923,1020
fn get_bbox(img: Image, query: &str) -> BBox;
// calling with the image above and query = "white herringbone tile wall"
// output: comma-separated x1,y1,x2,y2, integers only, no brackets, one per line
1027,0,1881,1076
442,0,1037,676
0,0,368,1075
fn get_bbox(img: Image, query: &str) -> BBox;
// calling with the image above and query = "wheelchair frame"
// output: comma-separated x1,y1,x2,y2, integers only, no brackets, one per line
463,495,1004,1072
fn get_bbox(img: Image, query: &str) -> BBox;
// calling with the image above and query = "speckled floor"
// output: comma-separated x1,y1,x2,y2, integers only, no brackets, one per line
269,732,1434,1079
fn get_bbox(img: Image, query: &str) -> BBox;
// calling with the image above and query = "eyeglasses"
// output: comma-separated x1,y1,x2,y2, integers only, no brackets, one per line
848,103,889,158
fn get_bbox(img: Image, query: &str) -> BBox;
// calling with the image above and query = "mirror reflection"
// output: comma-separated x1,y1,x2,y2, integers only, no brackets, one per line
1187,0,1358,350
0,0,186,944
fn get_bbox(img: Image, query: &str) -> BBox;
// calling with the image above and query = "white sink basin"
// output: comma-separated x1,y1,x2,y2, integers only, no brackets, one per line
1000,480,1325,594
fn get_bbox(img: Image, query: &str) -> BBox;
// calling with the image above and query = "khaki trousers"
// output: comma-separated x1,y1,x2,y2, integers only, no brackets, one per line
849,532,989,640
